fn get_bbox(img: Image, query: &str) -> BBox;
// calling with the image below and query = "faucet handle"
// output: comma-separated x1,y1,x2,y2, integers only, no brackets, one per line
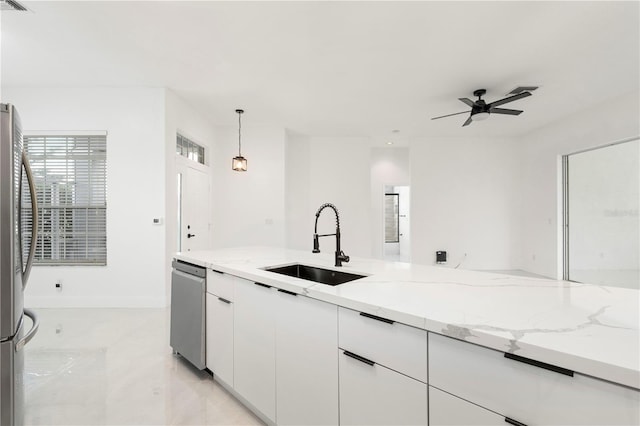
338,251,350,263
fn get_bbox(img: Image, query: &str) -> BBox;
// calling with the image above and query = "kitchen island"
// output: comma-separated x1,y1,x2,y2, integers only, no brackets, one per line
175,247,639,425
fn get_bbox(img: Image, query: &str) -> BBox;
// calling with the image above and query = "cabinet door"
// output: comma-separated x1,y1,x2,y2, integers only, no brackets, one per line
429,386,504,426
339,349,428,426
276,290,338,425
233,279,276,422
429,332,640,425
205,292,234,386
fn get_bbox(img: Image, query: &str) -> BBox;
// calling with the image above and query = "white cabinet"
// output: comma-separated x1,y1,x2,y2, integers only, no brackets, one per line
206,269,234,301
429,332,640,426
429,386,504,426
338,307,427,382
233,278,276,422
275,290,338,425
338,348,428,425
205,270,235,386
338,307,428,425
205,292,234,385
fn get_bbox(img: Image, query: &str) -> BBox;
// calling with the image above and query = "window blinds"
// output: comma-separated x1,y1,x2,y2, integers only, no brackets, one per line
22,134,107,265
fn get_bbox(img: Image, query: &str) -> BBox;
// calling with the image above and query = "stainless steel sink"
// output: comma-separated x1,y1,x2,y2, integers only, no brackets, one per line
265,263,366,286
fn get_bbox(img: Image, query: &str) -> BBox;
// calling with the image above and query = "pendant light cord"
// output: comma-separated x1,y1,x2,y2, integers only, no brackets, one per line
237,111,242,156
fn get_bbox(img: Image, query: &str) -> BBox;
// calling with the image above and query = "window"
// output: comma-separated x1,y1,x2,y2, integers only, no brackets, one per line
22,134,107,265
385,193,399,243
563,138,639,288
176,133,205,165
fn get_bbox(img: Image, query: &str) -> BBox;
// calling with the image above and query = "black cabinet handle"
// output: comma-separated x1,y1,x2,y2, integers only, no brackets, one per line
277,289,298,297
359,312,394,324
210,269,223,274
254,282,272,289
504,353,574,377
504,417,527,426
217,297,231,304
343,350,375,366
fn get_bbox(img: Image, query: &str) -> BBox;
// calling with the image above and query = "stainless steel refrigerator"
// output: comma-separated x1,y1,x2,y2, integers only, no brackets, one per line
1,103,39,425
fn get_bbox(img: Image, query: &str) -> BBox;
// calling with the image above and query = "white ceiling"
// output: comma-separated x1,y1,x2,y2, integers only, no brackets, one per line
2,1,639,138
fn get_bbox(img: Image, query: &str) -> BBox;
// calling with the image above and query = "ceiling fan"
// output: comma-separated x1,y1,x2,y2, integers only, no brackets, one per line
432,87,537,127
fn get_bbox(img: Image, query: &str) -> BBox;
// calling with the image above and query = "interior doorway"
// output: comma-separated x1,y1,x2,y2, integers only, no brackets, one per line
383,185,411,262
177,163,211,252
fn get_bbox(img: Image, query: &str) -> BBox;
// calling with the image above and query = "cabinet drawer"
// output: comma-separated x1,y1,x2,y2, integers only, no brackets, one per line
339,348,428,425
338,307,427,383
429,333,640,425
206,269,234,301
429,386,504,426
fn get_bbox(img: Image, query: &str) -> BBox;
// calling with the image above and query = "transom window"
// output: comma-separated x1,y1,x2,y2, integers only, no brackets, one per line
176,133,205,165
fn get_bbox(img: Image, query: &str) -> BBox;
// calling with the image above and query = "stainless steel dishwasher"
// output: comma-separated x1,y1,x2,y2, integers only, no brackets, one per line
170,260,206,370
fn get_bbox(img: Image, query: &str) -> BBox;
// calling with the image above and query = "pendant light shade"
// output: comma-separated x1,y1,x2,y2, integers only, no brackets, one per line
232,155,247,171
232,109,247,172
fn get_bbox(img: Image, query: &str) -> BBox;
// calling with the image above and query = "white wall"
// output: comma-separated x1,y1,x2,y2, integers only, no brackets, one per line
211,125,286,249
519,91,640,279
410,137,522,270
5,87,167,307
309,138,373,257
285,136,374,258
285,132,311,250
286,137,522,270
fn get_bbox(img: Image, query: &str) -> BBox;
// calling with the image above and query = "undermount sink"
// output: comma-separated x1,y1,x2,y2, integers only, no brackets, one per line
265,263,366,286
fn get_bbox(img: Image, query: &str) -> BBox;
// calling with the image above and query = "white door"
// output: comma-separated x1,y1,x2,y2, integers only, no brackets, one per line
178,164,211,252
397,186,411,262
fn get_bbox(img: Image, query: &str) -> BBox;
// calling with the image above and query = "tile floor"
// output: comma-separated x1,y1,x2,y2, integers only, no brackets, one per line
23,308,263,425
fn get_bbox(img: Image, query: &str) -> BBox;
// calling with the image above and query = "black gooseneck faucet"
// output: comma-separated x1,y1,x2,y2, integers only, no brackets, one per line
313,203,350,267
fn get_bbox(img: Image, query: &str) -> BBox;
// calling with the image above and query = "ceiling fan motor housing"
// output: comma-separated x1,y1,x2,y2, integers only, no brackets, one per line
471,89,490,117
471,100,489,116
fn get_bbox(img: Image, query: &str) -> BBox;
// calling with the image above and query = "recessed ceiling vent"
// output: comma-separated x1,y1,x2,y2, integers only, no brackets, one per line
0,0,28,11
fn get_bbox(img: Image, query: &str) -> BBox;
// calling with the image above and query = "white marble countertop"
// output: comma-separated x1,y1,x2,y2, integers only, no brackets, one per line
175,246,640,389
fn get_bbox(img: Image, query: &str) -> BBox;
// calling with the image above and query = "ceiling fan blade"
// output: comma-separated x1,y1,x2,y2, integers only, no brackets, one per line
489,107,523,116
488,91,531,108
508,86,538,95
458,98,475,107
431,110,470,120
462,116,473,127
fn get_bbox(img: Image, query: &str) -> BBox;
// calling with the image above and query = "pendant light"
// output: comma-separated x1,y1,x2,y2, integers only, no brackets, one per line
232,109,247,172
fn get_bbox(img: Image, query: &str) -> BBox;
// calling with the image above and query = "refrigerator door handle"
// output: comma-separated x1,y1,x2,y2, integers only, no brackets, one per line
16,308,40,352
15,308,39,352
22,151,38,288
